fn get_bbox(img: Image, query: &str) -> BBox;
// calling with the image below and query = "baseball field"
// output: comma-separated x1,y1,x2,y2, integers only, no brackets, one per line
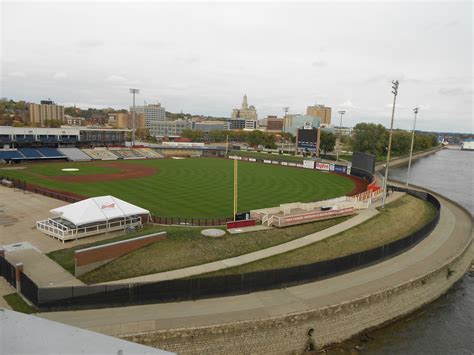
0,157,357,218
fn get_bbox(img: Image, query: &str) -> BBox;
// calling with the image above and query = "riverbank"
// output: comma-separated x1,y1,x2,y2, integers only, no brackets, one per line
375,146,442,171
39,187,473,354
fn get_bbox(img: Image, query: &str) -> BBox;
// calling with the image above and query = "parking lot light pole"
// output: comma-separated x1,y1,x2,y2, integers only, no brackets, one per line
406,107,419,188
382,80,399,209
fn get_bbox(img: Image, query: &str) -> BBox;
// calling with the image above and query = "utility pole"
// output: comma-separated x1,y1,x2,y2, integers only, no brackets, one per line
406,107,419,188
129,88,140,147
382,80,399,208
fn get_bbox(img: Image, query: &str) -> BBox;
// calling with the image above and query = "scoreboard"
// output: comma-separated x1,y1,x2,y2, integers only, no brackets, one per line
296,127,320,154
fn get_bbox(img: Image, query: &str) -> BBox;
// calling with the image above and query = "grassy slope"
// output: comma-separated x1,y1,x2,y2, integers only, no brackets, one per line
0,158,354,218
67,217,352,284
205,195,437,276
3,293,36,314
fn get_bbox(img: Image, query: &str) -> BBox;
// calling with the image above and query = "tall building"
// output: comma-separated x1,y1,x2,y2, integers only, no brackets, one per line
109,112,145,130
29,100,65,126
231,94,258,120
131,103,166,136
153,120,193,137
306,104,331,125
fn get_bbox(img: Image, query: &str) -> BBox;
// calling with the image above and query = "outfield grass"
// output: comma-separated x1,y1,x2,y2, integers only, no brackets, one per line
53,216,352,284
204,195,437,276
0,158,354,218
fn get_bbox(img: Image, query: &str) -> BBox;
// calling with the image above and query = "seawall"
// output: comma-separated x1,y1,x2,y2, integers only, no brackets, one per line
123,240,473,354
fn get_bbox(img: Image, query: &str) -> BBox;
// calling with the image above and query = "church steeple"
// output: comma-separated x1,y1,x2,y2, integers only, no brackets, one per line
242,94,248,109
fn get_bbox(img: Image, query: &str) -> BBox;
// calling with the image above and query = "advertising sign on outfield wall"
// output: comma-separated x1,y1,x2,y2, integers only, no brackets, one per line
264,160,271,164
329,164,335,172
249,158,257,162
347,167,351,175
334,164,348,174
303,160,315,169
296,163,304,168
315,162,330,171
288,163,297,167
272,161,279,165
281,162,288,166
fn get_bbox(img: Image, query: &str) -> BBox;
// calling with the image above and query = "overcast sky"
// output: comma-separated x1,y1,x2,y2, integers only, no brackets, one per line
1,1,472,132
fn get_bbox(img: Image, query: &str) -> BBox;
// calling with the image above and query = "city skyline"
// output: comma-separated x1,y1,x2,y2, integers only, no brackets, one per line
1,2,472,133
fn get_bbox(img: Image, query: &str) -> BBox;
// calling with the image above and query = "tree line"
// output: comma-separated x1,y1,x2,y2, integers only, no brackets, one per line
351,123,439,158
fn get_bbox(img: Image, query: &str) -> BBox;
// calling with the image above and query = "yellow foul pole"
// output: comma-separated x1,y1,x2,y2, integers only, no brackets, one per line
233,158,238,221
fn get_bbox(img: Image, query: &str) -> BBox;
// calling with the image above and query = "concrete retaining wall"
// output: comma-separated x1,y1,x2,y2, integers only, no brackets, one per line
75,232,167,276
121,239,473,354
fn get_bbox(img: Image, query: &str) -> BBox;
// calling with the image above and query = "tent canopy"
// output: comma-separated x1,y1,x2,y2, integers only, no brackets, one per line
50,196,149,226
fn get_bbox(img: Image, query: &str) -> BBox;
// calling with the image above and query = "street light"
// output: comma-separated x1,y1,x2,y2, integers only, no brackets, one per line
406,107,419,188
129,88,140,147
381,80,399,208
336,110,346,161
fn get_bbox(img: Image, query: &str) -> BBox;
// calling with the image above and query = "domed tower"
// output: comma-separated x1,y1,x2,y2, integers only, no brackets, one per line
242,94,249,109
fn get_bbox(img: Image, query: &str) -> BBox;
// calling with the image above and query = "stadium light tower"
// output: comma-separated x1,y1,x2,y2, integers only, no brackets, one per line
382,80,399,209
406,107,419,188
129,88,140,146
336,110,346,161
337,110,346,128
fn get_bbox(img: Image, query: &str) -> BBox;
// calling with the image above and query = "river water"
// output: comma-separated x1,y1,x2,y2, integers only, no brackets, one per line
331,149,474,354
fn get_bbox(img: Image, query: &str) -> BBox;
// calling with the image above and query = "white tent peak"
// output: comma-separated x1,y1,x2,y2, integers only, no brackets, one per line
50,195,150,226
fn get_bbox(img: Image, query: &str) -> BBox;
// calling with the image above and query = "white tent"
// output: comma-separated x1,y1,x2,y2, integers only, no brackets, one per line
37,196,150,242
49,195,149,226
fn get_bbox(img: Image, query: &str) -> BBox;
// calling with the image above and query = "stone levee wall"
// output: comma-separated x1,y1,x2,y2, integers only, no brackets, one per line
123,239,473,354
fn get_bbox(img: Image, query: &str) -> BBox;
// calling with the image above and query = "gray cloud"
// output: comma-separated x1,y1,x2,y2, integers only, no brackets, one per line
439,88,473,96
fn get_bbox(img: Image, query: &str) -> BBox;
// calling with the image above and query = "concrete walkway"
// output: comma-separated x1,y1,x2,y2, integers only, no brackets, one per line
102,192,403,285
38,190,473,337
5,248,83,287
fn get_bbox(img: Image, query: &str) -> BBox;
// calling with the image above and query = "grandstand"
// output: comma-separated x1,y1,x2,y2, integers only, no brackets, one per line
0,149,24,161
108,148,146,159
36,148,66,158
18,148,43,158
57,148,92,161
133,148,164,158
82,148,119,160
0,148,66,162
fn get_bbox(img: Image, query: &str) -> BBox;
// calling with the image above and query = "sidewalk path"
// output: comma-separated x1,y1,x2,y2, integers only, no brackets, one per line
38,190,472,336
102,192,403,285
5,249,83,287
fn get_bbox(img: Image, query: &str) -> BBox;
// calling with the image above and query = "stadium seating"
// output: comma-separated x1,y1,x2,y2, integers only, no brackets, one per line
0,150,24,160
36,148,66,158
134,148,164,158
81,149,118,160
18,148,42,158
57,148,91,161
109,148,145,159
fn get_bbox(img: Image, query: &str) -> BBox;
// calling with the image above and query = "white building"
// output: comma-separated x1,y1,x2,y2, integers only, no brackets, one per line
131,103,166,136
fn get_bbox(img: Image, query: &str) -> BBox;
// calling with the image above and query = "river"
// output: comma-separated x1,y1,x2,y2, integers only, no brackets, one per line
330,149,474,354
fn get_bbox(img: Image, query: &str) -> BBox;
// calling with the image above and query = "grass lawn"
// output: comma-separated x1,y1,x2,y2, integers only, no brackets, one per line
203,194,437,276
3,293,36,314
53,216,352,284
0,158,354,218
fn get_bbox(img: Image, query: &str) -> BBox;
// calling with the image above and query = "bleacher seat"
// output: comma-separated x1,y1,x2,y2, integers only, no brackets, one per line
36,148,66,158
134,148,164,158
57,148,91,161
18,148,42,158
81,149,118,160
0,150,24,160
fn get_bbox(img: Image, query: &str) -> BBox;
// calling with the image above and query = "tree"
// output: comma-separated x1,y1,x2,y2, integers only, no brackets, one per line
351,123,387,157
319,131,336,154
